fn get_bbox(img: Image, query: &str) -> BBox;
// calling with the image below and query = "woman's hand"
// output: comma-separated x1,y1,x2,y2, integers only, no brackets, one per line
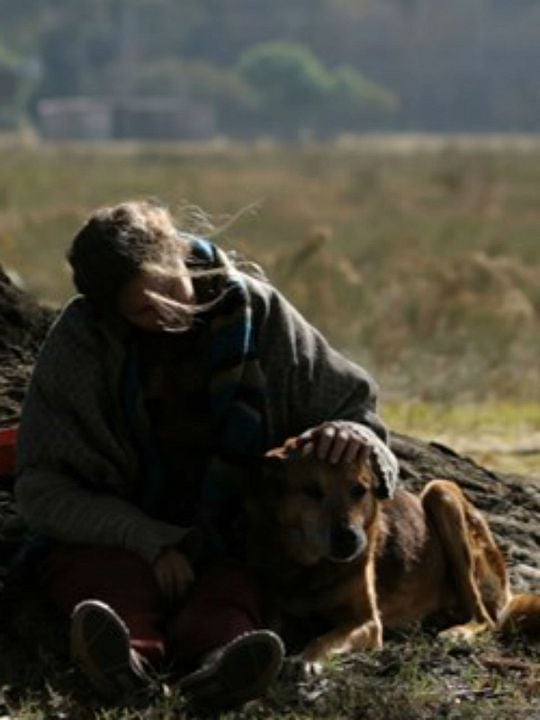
153,548,194,602
297,421,369,465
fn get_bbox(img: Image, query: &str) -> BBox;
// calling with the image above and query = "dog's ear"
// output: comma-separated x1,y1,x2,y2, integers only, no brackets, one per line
265,445,290,461
354,444,378,490
256,448,288,500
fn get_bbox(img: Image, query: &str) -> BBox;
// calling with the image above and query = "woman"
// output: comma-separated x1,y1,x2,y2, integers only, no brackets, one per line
15,200,398,710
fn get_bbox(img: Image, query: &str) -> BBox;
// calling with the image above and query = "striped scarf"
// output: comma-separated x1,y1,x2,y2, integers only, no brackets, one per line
125,237,267,559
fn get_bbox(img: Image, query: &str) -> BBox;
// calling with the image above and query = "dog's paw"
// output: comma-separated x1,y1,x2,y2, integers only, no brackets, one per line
281,655,324,682
301,659,324,678
438,621,490,643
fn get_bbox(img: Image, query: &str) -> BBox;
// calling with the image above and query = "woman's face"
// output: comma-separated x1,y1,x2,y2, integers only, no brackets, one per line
117,259,195,332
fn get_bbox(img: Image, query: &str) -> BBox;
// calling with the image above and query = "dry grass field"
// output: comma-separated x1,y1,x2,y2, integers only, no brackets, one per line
1,135,540,469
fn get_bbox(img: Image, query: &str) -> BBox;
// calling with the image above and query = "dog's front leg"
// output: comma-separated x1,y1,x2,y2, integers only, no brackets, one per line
300,615,383,675
301,566,383,674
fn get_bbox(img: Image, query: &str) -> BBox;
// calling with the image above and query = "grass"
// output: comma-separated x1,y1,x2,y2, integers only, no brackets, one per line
384,400,540,476
1,138,540,403
1,584,538,720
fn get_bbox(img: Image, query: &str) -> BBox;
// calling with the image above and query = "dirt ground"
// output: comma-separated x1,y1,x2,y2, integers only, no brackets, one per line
0,266,56,430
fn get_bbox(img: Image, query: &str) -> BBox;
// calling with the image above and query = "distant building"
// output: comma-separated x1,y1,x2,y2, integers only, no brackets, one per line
36,96,217,141
113,96,216,140
38,98,113,140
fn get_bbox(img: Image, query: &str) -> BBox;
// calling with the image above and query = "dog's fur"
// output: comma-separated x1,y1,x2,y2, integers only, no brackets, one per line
245,440,540,667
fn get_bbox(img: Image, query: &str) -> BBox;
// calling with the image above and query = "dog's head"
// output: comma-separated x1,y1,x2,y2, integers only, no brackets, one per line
255,441,381,567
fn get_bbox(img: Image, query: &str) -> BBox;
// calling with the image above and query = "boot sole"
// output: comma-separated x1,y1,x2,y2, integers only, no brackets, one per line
179,630,284,710
70,600,151,700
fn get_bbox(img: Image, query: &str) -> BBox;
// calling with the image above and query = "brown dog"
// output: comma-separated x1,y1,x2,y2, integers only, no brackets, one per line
245,439,540,670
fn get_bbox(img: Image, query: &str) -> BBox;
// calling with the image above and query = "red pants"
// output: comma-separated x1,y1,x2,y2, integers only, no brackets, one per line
41,544,265,668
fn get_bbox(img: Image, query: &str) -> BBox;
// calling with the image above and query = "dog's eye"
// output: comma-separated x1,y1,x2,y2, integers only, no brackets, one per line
302,485,324,502
350,484,367,501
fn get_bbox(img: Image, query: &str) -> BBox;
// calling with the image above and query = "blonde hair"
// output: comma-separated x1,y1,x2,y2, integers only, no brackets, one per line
68,199,266,330
68,200,192,306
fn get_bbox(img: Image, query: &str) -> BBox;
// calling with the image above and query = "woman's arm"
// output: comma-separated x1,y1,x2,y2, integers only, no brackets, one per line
15,468,194,565
250,278,387,441
249,278,399,496
15,298,198,565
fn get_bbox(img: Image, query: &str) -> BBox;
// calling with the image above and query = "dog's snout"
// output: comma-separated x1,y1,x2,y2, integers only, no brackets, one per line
329,524,363,562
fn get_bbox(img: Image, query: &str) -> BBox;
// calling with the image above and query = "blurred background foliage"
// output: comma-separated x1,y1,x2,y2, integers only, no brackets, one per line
1,0,540,135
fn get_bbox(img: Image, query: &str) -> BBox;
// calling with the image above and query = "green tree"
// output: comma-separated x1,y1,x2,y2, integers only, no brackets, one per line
325,65,398,131
239,42,332,106
238,42,333,137
238,41,396,137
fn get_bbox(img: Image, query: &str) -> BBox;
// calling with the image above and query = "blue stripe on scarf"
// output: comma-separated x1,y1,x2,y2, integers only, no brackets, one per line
187,235,216,264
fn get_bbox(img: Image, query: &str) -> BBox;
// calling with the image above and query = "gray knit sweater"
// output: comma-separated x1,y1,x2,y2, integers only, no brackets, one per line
15,275,394,565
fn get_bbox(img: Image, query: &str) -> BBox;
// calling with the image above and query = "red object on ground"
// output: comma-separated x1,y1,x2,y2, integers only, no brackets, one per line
0,426,17,476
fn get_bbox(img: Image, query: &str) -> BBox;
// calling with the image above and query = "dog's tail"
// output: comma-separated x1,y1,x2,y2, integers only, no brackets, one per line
497,594,540,638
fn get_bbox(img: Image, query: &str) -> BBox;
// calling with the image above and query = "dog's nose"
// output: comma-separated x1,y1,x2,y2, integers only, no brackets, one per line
329,524,362,562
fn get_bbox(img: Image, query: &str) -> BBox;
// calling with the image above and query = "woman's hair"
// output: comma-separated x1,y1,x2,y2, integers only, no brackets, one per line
67,200,190,311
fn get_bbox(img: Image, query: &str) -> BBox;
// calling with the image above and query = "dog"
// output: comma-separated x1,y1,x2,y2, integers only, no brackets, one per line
244,438,540,671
